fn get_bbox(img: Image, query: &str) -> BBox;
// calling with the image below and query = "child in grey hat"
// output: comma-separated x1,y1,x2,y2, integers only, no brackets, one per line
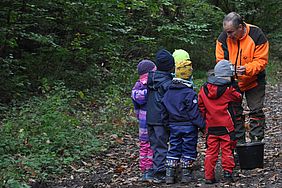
198,60,242,184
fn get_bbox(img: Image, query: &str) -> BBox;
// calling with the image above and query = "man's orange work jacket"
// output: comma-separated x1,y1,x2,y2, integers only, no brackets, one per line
216,23,269,91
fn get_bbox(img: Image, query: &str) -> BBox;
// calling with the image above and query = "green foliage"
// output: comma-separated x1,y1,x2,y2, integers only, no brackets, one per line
0,0,226,104
193,70,208,92
0,81,138,186
266,59,282,85
4,179,29,188
0,83,101,186
0,0,126,102
1,0,281,105
0,57,28,104
0,0,281,186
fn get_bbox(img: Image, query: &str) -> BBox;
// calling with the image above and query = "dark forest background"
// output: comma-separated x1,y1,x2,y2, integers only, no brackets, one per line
0,0,281,187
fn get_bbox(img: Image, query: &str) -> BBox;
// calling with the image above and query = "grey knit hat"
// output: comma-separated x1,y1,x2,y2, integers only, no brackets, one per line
214,60,235,77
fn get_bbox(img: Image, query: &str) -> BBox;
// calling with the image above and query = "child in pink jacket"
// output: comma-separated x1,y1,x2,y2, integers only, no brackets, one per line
131,60,156,181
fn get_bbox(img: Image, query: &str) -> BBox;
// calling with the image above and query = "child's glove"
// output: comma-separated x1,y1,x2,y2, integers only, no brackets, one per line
199,127,206,138
199,127,205,135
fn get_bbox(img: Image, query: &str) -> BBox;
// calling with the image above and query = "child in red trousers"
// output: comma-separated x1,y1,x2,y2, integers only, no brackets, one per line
198,60,242,184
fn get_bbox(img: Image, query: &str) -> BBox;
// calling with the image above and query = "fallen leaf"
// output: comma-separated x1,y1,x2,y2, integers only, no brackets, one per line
238,173,247,178
115,137,124,144
81,160,92,167
270,174,278,182
114,165,126,173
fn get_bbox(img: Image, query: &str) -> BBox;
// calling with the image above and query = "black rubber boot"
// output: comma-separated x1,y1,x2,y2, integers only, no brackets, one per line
181,167,193,183
180,159,193,183
205,178,217,184
165,159,178,184
223,171,234,183
165,167,175,184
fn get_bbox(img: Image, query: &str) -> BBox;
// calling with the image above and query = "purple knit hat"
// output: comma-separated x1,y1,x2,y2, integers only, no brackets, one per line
137,59,156,75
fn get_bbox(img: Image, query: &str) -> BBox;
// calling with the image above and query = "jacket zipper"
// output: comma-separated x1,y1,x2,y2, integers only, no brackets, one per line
226,110,233,133
239,49,242,66
234,40,241,79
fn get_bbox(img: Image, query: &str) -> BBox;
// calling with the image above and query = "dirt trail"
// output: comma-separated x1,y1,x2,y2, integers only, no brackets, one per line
46,85,282,188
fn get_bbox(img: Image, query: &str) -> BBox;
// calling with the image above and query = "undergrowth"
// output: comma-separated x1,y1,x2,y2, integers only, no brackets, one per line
266,59,282,84
0,82,136,187
1,60,280,187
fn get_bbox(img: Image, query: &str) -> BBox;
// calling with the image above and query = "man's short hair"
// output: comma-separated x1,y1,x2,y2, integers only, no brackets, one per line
223,12,245,28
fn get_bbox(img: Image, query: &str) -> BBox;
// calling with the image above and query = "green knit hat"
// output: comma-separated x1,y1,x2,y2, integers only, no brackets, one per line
172,49,190,63
173,49,192,79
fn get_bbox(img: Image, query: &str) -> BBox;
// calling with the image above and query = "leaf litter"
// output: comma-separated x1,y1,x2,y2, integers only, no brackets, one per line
42,85,281,188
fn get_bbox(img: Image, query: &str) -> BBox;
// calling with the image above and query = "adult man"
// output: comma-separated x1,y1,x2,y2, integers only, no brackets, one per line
215,12,269,143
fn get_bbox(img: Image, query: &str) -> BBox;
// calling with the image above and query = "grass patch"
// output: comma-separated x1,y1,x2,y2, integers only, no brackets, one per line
0,83,137,187
266,59,282,84
193,70,208,93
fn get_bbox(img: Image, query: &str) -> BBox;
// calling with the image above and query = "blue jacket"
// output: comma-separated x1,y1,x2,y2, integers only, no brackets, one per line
162,79,205,129
146,71,173,126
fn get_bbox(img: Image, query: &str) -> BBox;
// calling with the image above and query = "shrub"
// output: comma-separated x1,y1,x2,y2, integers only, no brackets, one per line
0,83,101,186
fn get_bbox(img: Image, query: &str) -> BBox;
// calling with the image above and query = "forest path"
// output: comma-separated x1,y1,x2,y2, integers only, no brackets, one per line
46,85,281,188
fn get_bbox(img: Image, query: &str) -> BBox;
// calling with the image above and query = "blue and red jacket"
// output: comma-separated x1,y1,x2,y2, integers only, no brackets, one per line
198,76,242,134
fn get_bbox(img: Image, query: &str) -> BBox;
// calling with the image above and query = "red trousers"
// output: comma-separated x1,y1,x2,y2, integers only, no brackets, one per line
205,134,235,180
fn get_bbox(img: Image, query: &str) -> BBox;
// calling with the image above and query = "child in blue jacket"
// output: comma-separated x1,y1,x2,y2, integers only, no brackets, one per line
162,49,205,184
146,49,175,183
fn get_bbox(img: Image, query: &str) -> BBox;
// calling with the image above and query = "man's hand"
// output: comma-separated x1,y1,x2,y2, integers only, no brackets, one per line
231,78,241,93
236,66,246,75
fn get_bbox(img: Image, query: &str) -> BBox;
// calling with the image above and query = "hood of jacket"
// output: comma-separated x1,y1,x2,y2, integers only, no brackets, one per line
168,78,194,90
147,70,173,90
203,76,231,99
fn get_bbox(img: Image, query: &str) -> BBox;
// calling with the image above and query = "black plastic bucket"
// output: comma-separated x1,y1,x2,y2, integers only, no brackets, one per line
236,142,265,170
